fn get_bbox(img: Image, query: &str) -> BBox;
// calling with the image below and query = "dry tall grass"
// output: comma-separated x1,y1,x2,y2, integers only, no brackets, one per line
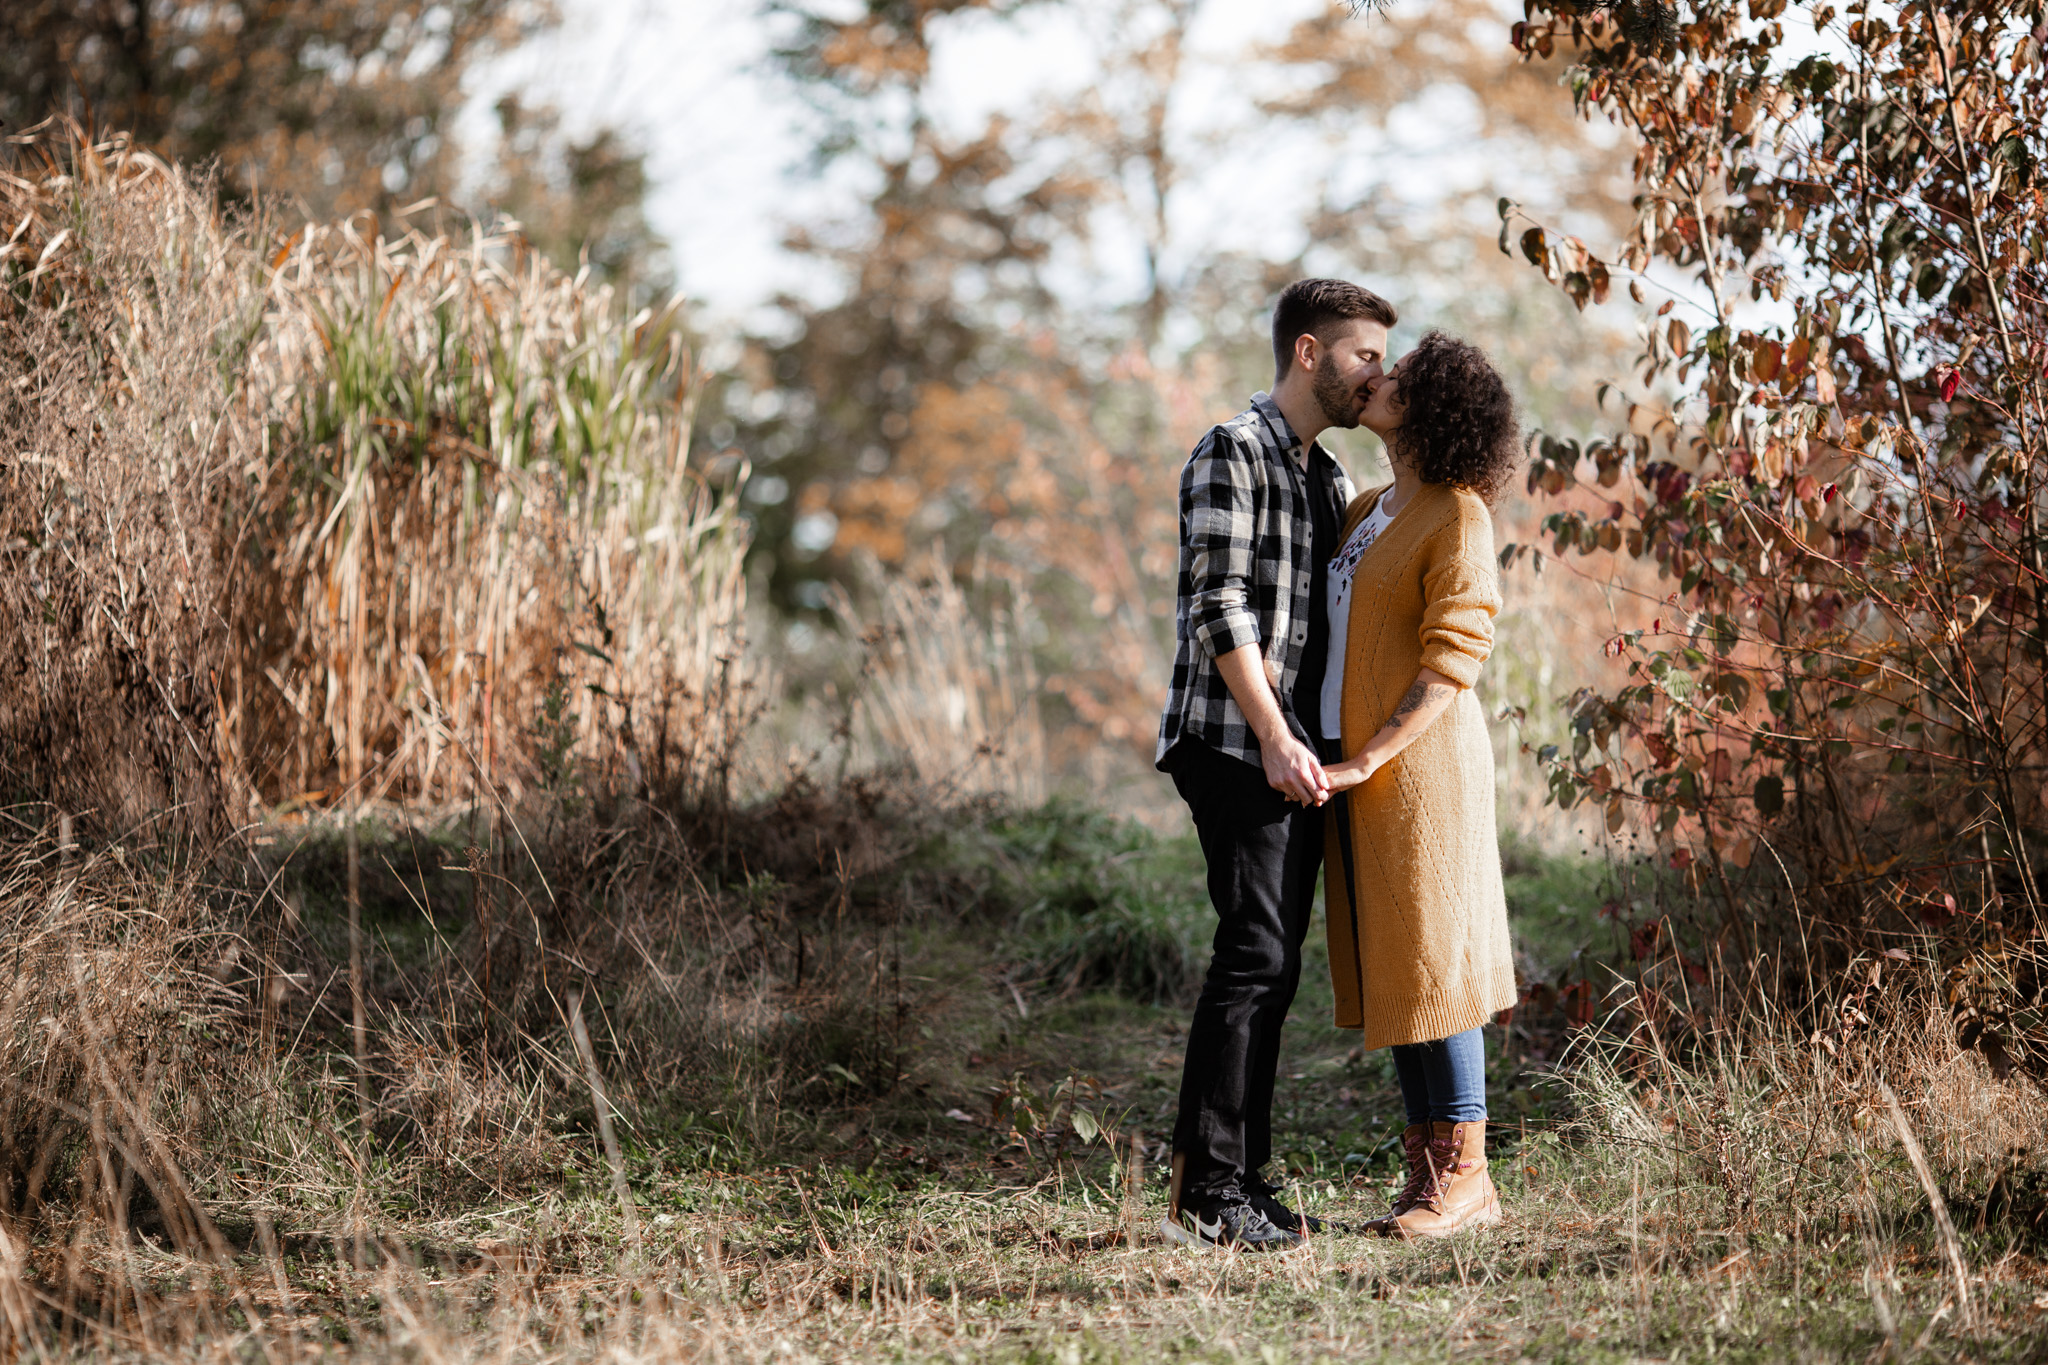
826,551,1047,806
0,915,2036,1362
1,124,752,840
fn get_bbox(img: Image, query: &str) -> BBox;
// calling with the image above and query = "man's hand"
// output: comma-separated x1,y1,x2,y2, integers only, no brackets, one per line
1214,644,1329,805
1261,732,1330,806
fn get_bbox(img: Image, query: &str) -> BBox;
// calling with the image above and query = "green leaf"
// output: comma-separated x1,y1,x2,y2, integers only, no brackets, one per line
1753,773,1785,816
1661,669,1696,701
1071,1108,1100,1144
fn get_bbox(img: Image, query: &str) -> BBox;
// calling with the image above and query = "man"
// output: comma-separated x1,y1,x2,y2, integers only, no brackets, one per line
1155,279,1396,1250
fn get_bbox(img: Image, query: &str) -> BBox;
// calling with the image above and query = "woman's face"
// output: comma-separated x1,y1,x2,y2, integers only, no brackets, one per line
1359,358,1405,438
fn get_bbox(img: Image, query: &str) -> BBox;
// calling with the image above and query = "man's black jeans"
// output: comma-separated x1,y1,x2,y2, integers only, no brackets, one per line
1167,739,1324,1206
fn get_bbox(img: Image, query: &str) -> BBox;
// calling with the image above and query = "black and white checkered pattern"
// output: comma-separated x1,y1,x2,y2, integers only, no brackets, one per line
1155,393,1355,770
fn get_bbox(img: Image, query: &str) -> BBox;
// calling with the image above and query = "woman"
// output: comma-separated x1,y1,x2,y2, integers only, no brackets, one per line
1319,330,1521,1239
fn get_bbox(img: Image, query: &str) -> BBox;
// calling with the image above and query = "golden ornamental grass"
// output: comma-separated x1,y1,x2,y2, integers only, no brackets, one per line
2,122,753,837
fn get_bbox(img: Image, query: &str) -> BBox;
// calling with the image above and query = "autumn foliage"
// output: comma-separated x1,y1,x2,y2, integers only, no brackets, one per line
1506,1,2048,1064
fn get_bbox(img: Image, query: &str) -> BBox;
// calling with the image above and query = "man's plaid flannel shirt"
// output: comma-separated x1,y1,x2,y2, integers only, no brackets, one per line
1155,393,1355,770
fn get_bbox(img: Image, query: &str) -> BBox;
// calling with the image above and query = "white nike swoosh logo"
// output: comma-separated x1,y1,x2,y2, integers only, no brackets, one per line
1193,1215,1224,1242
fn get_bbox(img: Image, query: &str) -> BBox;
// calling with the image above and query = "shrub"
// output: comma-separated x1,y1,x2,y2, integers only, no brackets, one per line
1504,3,2048,1064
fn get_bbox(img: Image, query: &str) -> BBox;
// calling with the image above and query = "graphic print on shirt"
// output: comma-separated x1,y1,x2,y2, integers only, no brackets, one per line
1319,497,1396,740
1328,505,1388,585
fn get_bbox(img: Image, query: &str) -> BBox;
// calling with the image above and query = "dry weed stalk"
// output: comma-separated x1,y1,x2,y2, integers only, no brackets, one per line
0,831,248,1315
1557,946,2047,1350
830,550,1046,805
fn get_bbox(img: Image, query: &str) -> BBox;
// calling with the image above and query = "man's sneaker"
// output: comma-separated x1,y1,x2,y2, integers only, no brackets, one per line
1159,1197,1303,1251
1247,1174,1324,1235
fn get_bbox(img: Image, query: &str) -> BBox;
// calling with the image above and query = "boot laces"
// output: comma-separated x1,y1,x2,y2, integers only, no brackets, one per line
1399,1134,1464,1213
1392,1130,1449,1213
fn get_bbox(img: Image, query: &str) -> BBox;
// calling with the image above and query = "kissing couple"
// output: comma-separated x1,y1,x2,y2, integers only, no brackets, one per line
1155,279,1521,1249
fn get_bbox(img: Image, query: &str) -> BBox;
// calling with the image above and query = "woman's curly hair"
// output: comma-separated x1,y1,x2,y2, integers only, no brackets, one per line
1390,330,1520,504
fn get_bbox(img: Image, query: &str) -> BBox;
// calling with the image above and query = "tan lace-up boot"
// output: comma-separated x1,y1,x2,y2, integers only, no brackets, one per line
1363,1124,1432,1236
1391,1120,1501,1239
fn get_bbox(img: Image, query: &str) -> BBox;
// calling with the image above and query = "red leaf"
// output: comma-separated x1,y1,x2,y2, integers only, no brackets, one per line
1981,499,2023,532
1670,848,1695,870
1822,483,1838,504
1630,919,1663,960
1683,957,1710,985
1940,368,1961,402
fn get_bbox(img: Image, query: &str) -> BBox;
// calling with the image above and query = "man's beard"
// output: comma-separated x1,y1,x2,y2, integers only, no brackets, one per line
1312,355,1364,430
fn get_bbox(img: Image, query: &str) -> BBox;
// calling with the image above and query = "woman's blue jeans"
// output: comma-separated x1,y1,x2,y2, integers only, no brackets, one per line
1390,1027,1487,1125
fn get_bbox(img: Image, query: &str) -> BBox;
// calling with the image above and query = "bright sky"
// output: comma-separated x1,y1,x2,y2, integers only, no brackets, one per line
458,0,1579,327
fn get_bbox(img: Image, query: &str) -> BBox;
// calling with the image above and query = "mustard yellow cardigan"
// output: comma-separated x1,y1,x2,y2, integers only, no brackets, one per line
1323,481,1516,1048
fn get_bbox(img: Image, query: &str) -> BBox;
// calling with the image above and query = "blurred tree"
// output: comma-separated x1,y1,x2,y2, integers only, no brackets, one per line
0,1,550,221
741,0,1088,614
741,0,1641,783
1266,0,1636,426
479,94,670,299
0,0,667,292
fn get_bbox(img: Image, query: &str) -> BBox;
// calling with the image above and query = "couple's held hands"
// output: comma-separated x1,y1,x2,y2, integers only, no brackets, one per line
1322,751,1380,793
1261,735,1330,807
1317,669,1457,796
1261,739,1378,804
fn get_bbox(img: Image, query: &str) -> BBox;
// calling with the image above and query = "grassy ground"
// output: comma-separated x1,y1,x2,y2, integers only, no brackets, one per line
129,801,2044,1363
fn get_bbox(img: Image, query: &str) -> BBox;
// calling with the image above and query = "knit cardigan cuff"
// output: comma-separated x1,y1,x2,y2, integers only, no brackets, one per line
1419,640,1485,690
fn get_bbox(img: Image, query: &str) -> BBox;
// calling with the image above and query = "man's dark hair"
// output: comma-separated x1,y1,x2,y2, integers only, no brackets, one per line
1271,279,1399,382
1391,330,1521,505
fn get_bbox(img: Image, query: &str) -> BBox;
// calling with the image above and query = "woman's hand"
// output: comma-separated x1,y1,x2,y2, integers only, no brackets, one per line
1323,752,1379,793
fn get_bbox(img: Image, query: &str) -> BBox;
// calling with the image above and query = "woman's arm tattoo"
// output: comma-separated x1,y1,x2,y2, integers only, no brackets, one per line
1386,679,1455,728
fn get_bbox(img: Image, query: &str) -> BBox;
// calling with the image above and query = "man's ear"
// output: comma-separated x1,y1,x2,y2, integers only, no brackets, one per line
1292,331,1319,376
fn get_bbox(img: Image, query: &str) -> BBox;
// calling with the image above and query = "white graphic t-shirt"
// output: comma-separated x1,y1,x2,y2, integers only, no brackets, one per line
1320,495,1397,740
